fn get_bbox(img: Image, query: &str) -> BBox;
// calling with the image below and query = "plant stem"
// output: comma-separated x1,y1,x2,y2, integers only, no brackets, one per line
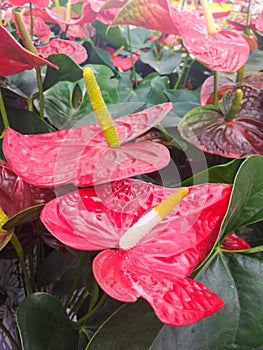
10,233,32,295
35,67,45,119
173,54,189,90
29,2,34,38
224,88,242,122
0,90,10,128
65,253,89,308
245,0,252,35
69,289,90,319
182,58,195,89
126,25,137,88
76,293,107,326
0,320,21,350
27,98,33,112
213,71,218,106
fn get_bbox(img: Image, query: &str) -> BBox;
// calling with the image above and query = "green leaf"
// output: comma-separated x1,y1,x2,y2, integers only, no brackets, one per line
164,89,200,103
181,158,245,186
151,252,263,350
6,70,38,98
43,54,83,91
84,39,116,71
221,155,263,237
94,22,128,48
17,293,79,350
3,204,45,231
244,49,263,74
140,48,182,75
122,27,152,50
87,299,162,350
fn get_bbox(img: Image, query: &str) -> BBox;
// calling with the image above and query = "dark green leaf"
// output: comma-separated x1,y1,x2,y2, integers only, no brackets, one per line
164,89,200,103
3,204,45,230
182,158,244,186
43,54,83,91
221,155,263,237
140,49,182,75
17,292,79,350
87,299,162,350
151,253,263,350
84,40,116,71
244,49,263,74
5,70,38,98
94,22,128,48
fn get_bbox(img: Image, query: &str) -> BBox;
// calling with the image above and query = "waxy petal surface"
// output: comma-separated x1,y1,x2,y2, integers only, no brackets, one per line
221,232,251,251
0,161,54,217
93,249,224,326
36,38,88,64
41,178,232,277
8,0,50,6
181,30,250,73
0,26,58,76
4,103,172,187
179,84,263,158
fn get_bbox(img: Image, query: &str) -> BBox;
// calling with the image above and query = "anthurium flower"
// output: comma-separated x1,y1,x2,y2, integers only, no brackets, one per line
200,74,263,105
179,83,263,158
20,15,51,43
3,102,172,187
221,232,251,251
40,178,232,326
36,38,88,64
0,26,57,76
8,0,50,7
109,0,250,72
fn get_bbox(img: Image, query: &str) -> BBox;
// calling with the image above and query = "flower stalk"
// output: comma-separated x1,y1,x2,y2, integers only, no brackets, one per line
0,89,10,128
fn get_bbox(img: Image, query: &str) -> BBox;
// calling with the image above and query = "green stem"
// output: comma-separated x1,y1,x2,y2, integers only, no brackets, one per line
182,58,195,89
27,98,33,112
87,278,100,313
245,0,252,35
126,25,137,88
76,293,107,327
0,320,21,350
65,253,89,308
35,67,44,119
29,2,34,38
236,65,245,83
180,0,186,10
10,233,32,295
213,71,218,106
173,54,189,90
69,289,90,319
0,90,9,128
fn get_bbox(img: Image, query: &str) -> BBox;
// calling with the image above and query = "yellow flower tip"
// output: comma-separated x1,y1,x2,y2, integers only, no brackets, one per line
0,208,8,230
155,187,189,219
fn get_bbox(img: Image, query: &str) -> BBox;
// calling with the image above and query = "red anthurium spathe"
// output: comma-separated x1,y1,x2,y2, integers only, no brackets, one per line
3,103,172,188
40,178,232,326
0,26,58,76
8,0,50,7
36,38,88,64
221,232,251,251
105,47,140,71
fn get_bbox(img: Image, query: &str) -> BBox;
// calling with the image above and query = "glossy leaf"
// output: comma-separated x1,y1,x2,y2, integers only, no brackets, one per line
17,293,79,350
41,178,232,326
220,155,263,238
0,26,58,76
179,84,263,158
151,252,263,350
36,39,88,65
43,54,83,91
3,103,172,187
140,48,182,75
87,299,162,350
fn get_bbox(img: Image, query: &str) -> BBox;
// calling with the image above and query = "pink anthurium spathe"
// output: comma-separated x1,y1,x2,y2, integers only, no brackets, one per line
40,178,232,326
256,10,263,32
0,26,58,76
36,38,88,64
110,0,249,72
8,0,50,7
3,103,172,188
